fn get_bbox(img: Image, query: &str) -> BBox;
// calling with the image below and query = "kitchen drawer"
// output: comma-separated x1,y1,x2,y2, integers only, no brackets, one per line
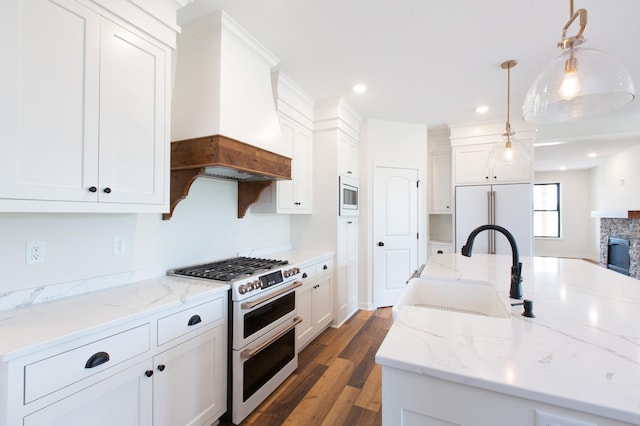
429,245,452,255
299,265,316,281
24,324,150,404
316,258,333,275
157,297,224,346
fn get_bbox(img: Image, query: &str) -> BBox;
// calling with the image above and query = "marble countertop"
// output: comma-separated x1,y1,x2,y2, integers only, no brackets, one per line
0,276,229,362
376,254,640,424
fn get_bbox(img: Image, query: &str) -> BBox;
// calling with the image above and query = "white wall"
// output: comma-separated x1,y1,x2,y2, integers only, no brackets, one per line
591,144,640,211
0,178,291,294
534,169,597,260
359,118,428,309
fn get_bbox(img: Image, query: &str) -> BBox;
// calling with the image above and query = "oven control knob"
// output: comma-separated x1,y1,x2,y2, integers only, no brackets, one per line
238,284,247,294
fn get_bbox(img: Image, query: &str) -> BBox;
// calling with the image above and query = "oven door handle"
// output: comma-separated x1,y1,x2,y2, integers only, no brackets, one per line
240,316,302,360
240,281,303,310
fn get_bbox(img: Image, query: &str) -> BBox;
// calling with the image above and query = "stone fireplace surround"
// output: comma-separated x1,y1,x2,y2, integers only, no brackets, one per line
599,215,640,279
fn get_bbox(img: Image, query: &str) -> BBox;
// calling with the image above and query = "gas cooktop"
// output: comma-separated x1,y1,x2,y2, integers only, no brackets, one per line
170,257,289,282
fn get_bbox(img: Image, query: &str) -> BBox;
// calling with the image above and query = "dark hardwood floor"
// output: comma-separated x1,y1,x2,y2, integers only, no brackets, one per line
226,308,393,426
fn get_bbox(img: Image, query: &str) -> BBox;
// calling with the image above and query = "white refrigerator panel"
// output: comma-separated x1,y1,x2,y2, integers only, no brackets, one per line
455,184,532,256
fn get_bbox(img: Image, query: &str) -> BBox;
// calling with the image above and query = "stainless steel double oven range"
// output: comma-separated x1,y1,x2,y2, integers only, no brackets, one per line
169,257,302,425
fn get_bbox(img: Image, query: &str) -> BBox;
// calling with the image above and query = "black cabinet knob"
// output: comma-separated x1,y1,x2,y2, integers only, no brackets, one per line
88,186,97,193
302,272,308,279
378,242,385,247
103,187,112,194
145,370,153,377
157,364,166,372
323,265,328,270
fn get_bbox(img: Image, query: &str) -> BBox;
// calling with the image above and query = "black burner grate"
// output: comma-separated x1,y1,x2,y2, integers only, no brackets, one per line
172,257,288,281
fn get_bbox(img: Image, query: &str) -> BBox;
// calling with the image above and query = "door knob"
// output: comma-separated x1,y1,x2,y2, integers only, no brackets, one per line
378,242,385,247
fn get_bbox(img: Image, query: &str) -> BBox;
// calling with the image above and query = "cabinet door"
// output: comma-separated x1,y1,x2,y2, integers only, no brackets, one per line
0,0,100,202
453,145,492,185
430,152,451,213
313,275,333,330
338,134,359,177
491,141,533,183
289,125,313,212
23,360,153,426
153,326,226,426
295,281,314,351
98,19,167,205
336,218,357,324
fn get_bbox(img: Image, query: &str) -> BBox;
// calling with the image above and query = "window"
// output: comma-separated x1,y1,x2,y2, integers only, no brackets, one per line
534,183,560,238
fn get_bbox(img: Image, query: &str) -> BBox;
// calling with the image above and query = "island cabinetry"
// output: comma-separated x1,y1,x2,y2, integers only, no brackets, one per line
296,256,334,351
1,289,228,426
382,366,635,426
0,0,174,213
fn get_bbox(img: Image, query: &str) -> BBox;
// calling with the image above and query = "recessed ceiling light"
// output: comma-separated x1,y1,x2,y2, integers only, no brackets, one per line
587,152,597,158
475,105,489,114
559,166,567,171
352,84,367,94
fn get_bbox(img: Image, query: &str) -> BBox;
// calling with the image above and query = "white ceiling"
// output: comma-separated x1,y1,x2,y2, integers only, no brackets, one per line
177,0,640,171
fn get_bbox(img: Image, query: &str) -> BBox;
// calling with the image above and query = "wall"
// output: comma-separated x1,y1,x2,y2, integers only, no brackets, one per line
591,144,640,212
0,178,291,296
359,118,428,309
534,169,597,260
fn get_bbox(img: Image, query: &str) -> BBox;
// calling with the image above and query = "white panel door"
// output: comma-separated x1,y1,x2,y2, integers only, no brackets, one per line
455,185,491,254
373,167,419,308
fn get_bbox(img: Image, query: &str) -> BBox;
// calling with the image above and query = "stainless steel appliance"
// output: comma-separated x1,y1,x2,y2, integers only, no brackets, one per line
169,257,302,425
339,175,359,216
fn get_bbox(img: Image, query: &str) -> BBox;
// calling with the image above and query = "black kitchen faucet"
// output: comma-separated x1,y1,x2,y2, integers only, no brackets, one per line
460,224,523,300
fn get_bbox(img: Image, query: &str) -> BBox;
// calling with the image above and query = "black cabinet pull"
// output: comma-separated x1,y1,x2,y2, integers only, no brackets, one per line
323,264,328,270
302,272,308,279
188,314,202,326
157,364,166,372
437,250,444,254
85,351,110,369
145,370,153,377
88,186,97,193
103,187,112,194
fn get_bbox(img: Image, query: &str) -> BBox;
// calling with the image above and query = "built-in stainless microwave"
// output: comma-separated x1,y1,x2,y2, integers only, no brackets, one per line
339,175,359,216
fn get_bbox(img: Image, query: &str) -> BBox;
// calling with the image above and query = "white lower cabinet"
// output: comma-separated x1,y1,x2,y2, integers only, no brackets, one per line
4,292,227,426
153,326,225,426
24,360,153,426
296,257,334,351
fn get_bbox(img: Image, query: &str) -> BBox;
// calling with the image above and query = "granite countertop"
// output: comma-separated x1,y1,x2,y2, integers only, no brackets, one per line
0,276,229,362
376,254,640,424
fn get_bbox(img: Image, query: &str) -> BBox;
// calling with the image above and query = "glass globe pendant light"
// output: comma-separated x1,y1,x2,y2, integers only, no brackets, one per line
522,0,635,124
491,60,530,169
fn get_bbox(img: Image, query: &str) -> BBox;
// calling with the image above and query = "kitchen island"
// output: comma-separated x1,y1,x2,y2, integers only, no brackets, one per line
376,254,640,426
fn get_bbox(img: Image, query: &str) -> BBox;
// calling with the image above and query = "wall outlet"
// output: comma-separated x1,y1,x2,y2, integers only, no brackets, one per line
113,236,126,255
535,410,596,426
26,241,46,265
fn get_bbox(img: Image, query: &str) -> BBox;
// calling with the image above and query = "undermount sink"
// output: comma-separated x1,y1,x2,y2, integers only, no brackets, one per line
392,276,510,319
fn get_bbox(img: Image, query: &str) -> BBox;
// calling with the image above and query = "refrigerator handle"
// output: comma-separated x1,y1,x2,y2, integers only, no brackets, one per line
492,191,497,254
487,191,492,252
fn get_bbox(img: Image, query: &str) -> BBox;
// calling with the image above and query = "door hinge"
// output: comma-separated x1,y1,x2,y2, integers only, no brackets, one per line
417,232,419,239
416,180,420,188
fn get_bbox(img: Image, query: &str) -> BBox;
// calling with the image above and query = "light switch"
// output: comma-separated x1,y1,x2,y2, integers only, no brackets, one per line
535,410,596,426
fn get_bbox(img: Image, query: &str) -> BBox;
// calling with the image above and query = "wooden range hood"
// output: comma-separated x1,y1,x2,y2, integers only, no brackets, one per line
162,135,291,220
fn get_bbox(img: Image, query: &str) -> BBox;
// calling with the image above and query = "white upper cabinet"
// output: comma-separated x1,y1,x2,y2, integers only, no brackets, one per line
450,121,535,186
429,151,452,213
0,0,174,213
253,72,314,214
337,134,359,177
